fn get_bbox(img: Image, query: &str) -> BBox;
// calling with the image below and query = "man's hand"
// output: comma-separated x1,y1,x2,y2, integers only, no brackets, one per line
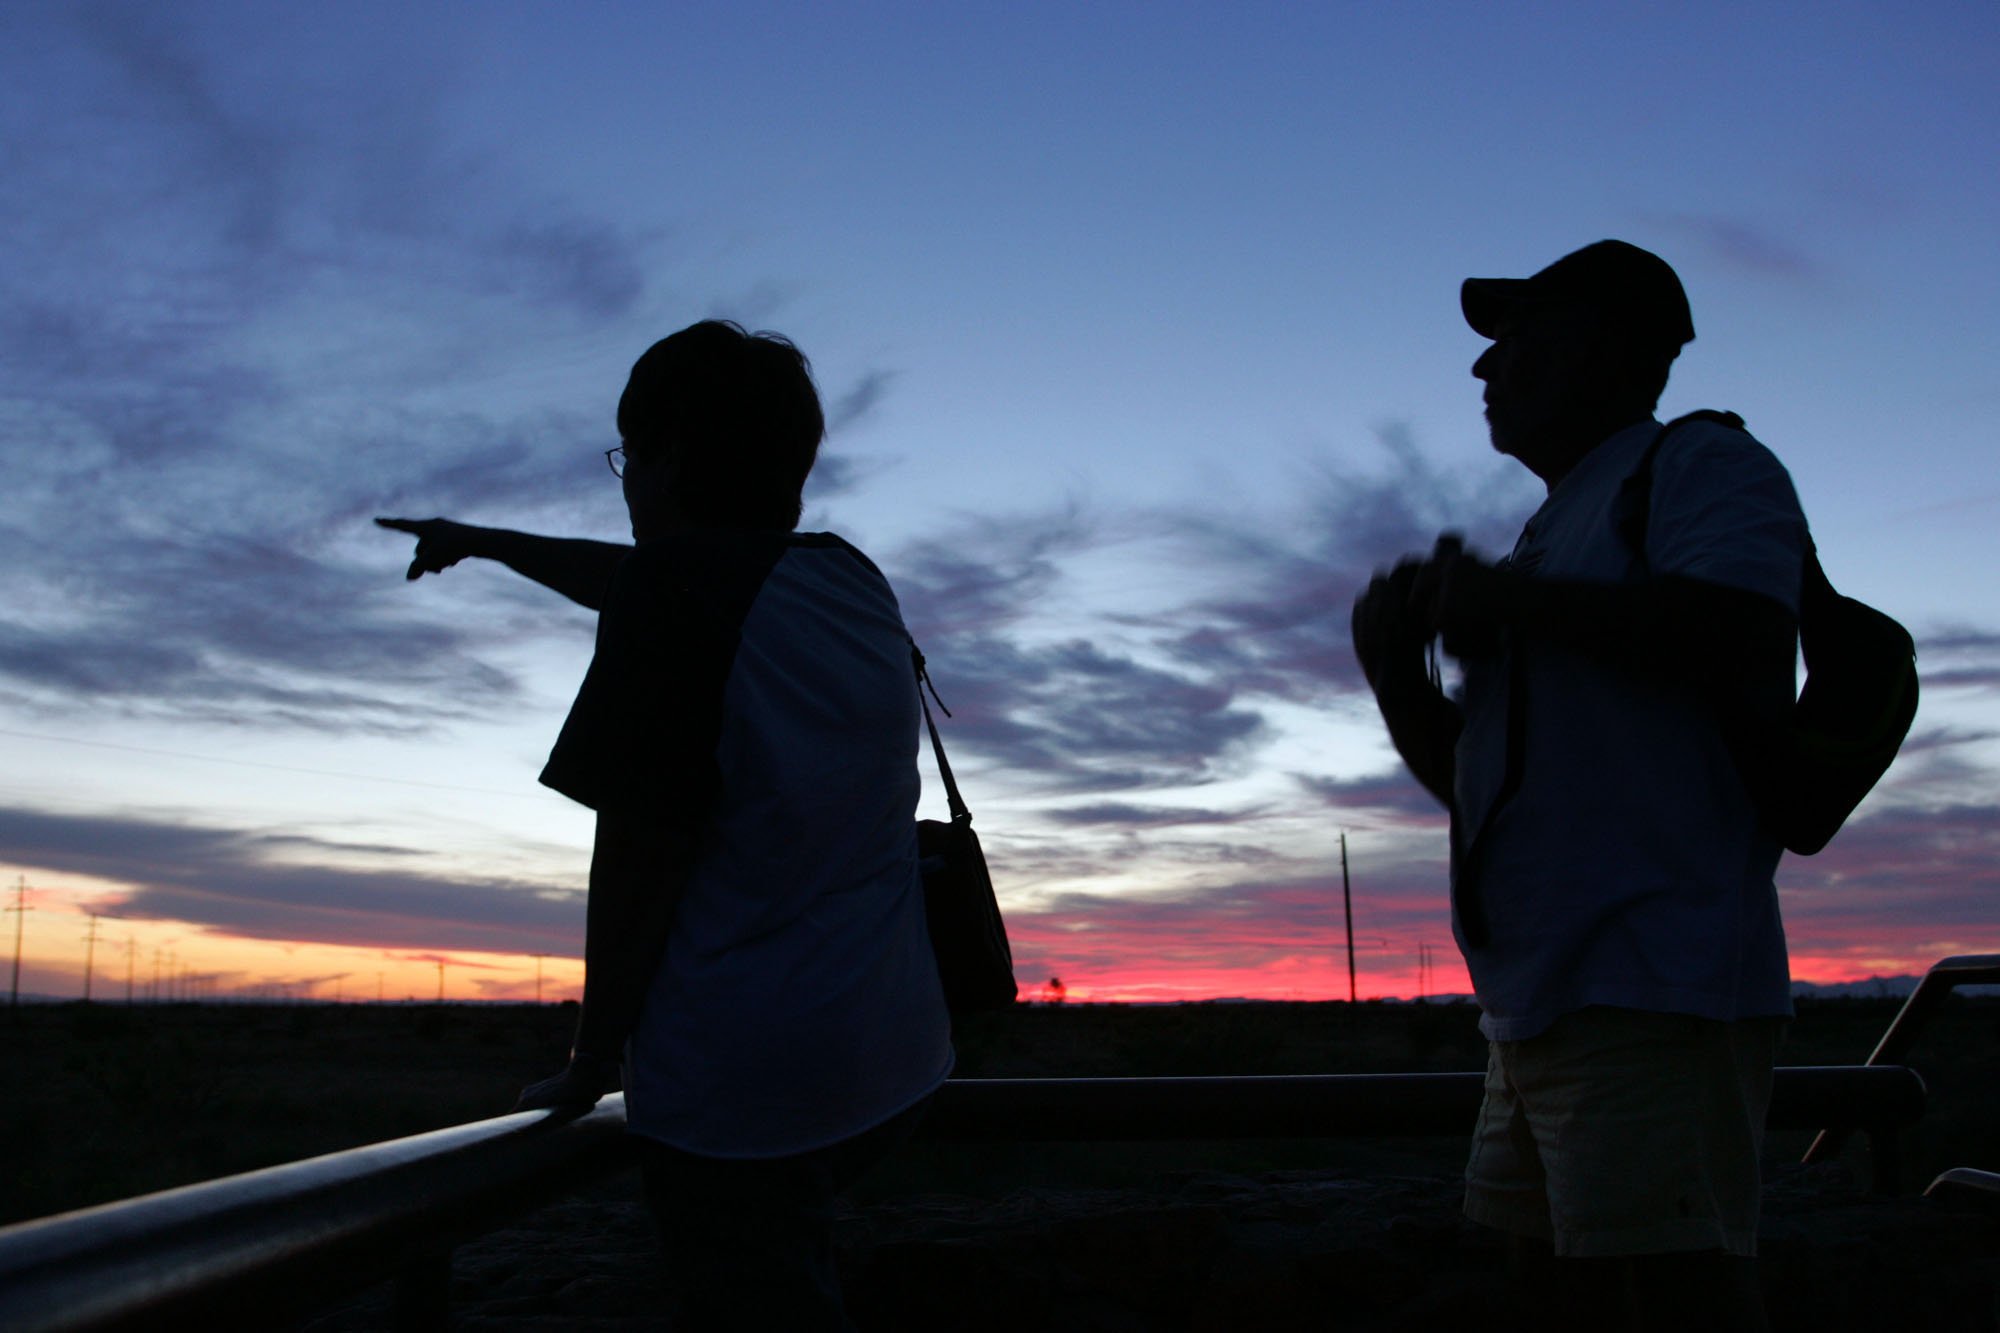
1352,558,1429,691
513,1053,617,1113
1351,544,1465,808
375,516,482,581
1409,534,1511,653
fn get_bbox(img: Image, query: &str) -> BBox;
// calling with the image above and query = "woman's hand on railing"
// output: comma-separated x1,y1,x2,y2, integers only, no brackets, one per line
513,1053,617,1113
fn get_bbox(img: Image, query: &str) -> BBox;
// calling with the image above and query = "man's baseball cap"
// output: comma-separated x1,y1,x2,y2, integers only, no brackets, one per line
1461,240,1695,350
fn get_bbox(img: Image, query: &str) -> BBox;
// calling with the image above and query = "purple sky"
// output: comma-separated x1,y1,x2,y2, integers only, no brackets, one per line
1,2,1995,1000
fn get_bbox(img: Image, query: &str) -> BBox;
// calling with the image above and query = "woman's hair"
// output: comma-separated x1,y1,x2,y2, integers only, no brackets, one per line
616,320,825,530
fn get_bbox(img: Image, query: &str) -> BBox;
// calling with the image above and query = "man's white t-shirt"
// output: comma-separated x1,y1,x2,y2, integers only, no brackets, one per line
541,530,954,1157
1452,418,1805,1042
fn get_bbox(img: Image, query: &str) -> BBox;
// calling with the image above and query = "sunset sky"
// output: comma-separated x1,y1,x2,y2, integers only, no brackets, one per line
2,2,1995,1004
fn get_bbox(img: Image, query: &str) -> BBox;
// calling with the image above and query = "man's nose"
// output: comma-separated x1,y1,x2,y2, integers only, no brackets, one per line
1471,344,1495,381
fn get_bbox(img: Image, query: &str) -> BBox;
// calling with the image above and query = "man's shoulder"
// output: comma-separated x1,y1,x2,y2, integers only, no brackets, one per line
1642,413,1808,600
1644,413,1801,523
1655,413,1789,480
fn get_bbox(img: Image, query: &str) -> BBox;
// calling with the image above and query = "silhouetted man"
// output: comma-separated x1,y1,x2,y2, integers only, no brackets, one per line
380,320,952,1331
1352,241,1803,1331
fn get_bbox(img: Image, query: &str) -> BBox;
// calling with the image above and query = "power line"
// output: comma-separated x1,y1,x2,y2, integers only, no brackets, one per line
0,728,542,799
6,876,31,1008
1340,831,1357,1005
82,912,104,1002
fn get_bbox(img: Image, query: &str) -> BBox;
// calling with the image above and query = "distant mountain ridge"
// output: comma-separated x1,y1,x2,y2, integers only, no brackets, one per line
1791,974,1999,999
1791,976,1920,998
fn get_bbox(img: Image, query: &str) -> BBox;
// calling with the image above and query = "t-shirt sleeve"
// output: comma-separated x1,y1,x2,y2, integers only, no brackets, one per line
1645,423,1808,615
540,553,647,810
538,547,718,818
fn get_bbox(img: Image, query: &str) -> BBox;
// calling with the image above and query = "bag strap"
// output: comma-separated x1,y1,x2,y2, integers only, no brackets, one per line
1620,407,1830,599
816,532,976,825
912,643,973,826
1618,409,1744,555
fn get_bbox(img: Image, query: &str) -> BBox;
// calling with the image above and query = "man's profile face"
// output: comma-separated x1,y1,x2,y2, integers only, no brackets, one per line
1471,305,1602,480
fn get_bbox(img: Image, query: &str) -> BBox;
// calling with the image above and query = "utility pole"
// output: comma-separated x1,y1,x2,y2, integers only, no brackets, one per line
7,876,31,1008
125,937,137,1003
532,953,547,1005
435,960,445,1004
82,912,104,1001
1340,832,1357,1005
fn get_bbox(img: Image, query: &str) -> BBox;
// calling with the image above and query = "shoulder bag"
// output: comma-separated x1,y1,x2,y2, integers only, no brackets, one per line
912,645,1018,1011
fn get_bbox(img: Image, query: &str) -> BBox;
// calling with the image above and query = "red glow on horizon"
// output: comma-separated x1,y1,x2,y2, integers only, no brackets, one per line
7,941,1972,1007
1011,937,1976,1005
8,867,1985,1007
1019,959,1473,1005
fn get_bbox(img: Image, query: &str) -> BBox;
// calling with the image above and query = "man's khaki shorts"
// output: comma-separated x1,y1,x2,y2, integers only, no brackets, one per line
1463,1006,1785,1258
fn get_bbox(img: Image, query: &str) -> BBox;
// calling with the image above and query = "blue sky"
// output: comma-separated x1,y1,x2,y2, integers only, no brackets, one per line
2,1,1994,1000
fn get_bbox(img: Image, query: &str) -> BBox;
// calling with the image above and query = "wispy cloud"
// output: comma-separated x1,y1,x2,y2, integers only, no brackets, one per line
891,506,1272,792
1644,213,1826,282
494,220,647,322
1150,424,1537,701
1004,852,1461,1000
1776,797,2000,973
1041,801,1265,829
891,504,1096,641
1295,768,1448,827
0,804,583,956
0,515,530,731
0,7,657,731
876,425,1535,796
827,368,898,435
1915,628,2000,693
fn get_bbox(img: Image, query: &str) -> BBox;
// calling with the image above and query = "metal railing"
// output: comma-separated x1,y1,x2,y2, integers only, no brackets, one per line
2,954,1988,1332
0,1098,631,1333
0,1065,1929,1332
1925,1167,2000,1208
1802,952,2000,1170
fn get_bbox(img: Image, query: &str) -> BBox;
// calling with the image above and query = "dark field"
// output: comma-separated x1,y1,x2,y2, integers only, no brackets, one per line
5,994,1998,1224
4,997,1997,1330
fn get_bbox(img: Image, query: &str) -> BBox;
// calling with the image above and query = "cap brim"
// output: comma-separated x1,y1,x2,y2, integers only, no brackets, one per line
1460,277,1524,339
